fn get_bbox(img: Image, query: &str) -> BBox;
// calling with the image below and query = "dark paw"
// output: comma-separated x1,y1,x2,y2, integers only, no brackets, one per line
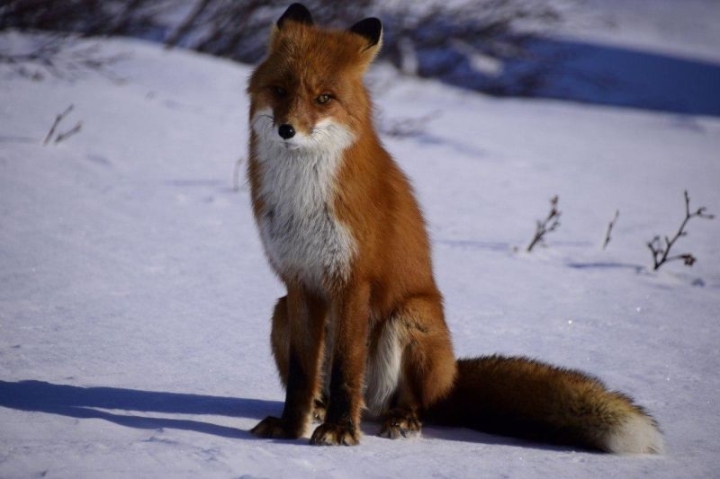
312,398,327,424
250,416,302,439
379,411,422,439
309,422,360,446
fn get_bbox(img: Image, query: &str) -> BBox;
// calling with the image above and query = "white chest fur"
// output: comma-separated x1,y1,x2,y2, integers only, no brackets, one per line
251,109,356,289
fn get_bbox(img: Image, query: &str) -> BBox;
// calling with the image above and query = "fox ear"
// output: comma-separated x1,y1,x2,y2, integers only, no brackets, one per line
349,17,383,53
277,3,314,29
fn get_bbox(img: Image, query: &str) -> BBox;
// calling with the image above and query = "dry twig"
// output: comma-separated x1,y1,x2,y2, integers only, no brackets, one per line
44,104,74,145
527,195,561,252
44,104,82,145
647,191,714,270
54,121,82,144
602,209,620,250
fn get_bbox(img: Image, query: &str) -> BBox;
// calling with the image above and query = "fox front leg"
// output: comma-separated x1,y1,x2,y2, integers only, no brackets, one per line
309,284,370,446
251,287,327,439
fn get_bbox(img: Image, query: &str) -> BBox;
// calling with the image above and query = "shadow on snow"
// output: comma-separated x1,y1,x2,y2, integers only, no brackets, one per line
0,380,588,451
412,35,720,117
0,379,282,439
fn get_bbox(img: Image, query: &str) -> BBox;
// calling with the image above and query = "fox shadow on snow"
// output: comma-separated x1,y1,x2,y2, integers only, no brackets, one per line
0,379,563,449
0,379,281,440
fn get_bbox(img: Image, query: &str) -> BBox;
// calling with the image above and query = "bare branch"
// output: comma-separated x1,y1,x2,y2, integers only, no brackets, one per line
44,104,74,145
527,195,561,252
1,34,128,83
647,190,714,270
54,121,82,144
165,0,216,49
602,209,619,250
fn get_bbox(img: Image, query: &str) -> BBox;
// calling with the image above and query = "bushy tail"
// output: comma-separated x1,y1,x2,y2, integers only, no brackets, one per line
425,355,664,454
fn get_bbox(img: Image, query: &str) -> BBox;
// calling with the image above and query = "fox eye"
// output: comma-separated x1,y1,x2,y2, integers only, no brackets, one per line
316,94,332,105
273,86,287,97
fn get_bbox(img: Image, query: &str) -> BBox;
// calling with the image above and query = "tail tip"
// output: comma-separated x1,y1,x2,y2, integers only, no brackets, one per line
603,412,665,455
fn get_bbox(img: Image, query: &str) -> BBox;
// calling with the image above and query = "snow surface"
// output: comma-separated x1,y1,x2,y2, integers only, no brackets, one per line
1,5,720,478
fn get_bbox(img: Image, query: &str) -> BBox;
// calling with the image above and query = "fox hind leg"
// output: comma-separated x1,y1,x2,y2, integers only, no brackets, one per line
373,295,457,439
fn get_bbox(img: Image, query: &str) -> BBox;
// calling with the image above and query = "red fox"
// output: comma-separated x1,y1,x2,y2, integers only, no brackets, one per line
247,3,664,453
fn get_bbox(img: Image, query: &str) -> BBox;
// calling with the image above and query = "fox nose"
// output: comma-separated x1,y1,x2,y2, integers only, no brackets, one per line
278,124,296,140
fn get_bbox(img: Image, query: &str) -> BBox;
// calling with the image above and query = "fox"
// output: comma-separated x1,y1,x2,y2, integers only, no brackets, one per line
246,3,664,453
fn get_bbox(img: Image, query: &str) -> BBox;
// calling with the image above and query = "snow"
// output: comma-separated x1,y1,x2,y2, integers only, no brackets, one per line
1,3,720,477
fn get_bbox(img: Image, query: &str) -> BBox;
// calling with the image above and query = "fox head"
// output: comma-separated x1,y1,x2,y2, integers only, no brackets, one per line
248,3,382,153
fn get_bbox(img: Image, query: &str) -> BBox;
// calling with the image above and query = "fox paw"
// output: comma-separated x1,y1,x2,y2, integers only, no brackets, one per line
250,416,302,439
309,422,360,446
379,411,422,439
312,398,327,424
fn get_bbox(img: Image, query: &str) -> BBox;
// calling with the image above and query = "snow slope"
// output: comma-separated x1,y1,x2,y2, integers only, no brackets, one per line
1,27,719,479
